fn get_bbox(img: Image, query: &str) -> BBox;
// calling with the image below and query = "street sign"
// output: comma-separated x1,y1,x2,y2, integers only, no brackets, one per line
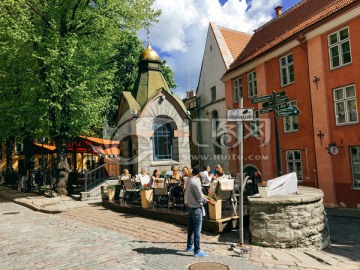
275,91,286,98
276,109,301,117
275,96,289,104
260,107,274,114
251,95,272,104
283,105,298,111
275,102,290,110
227,108,254,121
262,96,289,108
262,101,274,108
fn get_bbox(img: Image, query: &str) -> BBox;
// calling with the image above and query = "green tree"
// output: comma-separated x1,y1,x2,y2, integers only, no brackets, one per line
160,59,177,90
0,0,160,194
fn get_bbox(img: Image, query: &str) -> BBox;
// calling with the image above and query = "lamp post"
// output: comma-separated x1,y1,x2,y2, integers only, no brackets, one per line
40,137,45,195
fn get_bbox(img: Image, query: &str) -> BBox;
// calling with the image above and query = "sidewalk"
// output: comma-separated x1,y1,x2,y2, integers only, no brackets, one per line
0,186,100,213
0,185,359,270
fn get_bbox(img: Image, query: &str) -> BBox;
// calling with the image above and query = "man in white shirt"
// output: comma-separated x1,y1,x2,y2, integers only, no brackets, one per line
199,165,213,185
136,168,150,186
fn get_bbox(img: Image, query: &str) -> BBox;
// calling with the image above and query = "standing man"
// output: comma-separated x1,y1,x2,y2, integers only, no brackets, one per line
184,166,214,257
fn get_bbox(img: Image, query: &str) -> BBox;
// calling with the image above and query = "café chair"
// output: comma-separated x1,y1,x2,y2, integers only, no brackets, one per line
152,178,169,208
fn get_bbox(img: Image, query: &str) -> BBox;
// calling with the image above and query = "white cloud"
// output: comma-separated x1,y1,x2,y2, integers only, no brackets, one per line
138,0,282,98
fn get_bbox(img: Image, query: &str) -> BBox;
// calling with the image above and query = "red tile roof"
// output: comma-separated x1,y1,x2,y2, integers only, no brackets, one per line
226,0,358,75
218,26,252,59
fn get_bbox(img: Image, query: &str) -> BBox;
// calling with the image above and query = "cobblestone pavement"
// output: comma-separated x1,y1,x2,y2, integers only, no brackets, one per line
0,198,261,270
1,193,360,270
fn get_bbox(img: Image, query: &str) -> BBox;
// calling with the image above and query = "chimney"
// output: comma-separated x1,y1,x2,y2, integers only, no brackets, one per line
275,6,282,17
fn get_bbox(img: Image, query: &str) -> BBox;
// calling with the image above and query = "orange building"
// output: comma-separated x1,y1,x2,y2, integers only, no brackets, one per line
222,0,360,208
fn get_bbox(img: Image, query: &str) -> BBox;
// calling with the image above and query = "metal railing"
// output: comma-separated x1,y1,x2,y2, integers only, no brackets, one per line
85,161,120,191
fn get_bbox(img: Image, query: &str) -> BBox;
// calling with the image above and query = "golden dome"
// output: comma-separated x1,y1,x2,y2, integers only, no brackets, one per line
140,44,160,61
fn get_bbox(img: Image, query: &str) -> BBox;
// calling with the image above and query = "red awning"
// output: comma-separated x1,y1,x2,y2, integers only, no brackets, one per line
67,136,120,156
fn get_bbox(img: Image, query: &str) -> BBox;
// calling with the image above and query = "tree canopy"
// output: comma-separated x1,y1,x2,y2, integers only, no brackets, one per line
0,0,161,148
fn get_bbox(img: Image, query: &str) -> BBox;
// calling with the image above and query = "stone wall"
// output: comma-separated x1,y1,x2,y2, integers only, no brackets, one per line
248,186,331,249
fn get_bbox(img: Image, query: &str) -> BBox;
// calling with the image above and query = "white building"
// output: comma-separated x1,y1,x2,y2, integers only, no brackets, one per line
196,22,251,173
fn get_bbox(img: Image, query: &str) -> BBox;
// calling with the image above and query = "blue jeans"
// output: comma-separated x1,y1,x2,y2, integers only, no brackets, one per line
187,207,202,253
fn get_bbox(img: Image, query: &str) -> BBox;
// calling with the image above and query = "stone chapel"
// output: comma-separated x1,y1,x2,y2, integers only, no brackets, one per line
116,43,191,175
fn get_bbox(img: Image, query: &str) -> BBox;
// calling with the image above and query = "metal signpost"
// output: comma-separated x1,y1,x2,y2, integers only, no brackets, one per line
227,107,253,246
251,90,300,176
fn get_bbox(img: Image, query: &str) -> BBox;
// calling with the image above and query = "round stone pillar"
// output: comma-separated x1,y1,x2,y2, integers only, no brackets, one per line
248,186,330,249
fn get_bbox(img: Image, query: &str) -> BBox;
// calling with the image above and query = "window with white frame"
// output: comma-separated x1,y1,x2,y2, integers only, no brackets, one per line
250,110,260,137
247,71,257,97
280,53,294,86
333,84,358,125
286,150,303,181
283,100,299,132
350,146,360,189
328,27,352,69
211,86,216,101
233,77,242,103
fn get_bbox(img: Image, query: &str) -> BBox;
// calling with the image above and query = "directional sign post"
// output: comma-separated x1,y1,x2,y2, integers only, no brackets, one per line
260,107,274,114
276,108,301,117
251,95,272,104
275,96,289,104
228,106,254,246
250,90,301,177
275,102,290,110
272,91,283,176
275,90,286,98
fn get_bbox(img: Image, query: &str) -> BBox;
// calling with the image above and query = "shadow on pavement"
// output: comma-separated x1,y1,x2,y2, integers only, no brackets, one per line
323,216,360,262
133,247,190,256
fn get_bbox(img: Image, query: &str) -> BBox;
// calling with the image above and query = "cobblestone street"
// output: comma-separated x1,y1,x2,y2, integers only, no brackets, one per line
0,198,260,270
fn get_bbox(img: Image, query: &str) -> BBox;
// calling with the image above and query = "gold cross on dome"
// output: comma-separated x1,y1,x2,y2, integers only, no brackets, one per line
147,28,150,45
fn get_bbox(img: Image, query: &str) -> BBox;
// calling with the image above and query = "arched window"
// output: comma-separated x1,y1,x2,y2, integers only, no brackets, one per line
153,123,172,160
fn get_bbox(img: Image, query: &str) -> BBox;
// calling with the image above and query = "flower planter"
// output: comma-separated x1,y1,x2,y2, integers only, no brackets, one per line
208,199,222,220
108,188,115,201
258,186,270,198
140,189,153,208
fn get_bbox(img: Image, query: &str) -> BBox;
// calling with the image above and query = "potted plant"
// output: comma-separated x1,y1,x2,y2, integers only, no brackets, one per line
140,183,153,208
207,193,221,220
107,185,115,201
258,180,270,198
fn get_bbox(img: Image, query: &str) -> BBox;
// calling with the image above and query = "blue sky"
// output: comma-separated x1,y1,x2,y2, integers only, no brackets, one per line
140,0,302,98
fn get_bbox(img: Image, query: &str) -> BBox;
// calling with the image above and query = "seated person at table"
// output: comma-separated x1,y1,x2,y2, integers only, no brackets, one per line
182,165,192,180
135,168,151,187
168,166,183,205
216,168,227,180
168,166,181,183
214,164,223,177
209,169,227,195
119,169,131,186
199,165,213,185
151,168,161,187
